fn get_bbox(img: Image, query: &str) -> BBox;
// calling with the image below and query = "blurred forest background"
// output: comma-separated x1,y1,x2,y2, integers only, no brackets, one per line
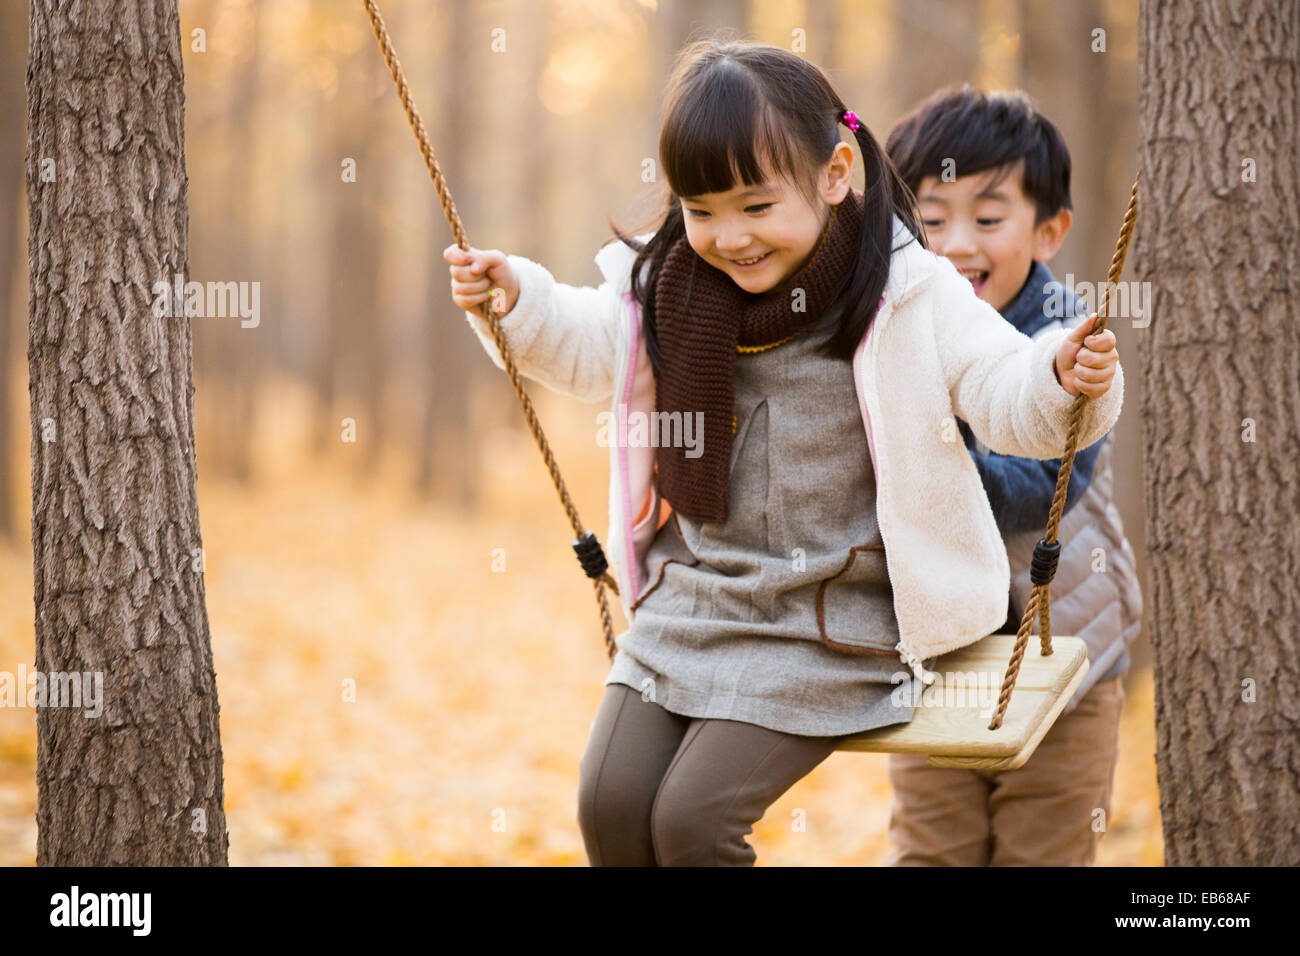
0,0,1160,864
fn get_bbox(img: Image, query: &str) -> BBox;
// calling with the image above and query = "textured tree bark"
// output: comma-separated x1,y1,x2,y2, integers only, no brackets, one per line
26,0,228,865
1135,0,1299,865
0,0,25,542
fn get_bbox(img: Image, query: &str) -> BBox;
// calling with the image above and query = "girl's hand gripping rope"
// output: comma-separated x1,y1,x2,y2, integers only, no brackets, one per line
445,244,520,318
1054,313,1118,399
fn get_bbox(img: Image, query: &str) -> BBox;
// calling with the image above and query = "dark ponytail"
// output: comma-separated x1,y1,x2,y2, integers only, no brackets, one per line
608,202,683,380
822,104,927,361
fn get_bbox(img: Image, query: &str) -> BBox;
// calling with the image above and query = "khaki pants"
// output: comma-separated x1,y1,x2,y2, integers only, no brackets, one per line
886,674,1125,866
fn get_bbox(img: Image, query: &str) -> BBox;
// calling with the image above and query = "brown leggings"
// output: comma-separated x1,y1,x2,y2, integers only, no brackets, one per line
577,682,845,866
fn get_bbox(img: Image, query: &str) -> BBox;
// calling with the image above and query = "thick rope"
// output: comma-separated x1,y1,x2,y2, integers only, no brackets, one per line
988,172,1139,730
363,0,620,661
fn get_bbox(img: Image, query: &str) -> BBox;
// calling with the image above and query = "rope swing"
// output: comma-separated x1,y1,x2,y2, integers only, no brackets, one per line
364,0,1140,769
986,175,1138,732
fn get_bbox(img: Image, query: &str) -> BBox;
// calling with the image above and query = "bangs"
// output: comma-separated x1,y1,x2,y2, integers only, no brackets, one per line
660,76,812,204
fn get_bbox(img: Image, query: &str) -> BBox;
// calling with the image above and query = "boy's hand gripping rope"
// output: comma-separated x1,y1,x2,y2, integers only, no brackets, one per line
986,172,1139,730
363,0,621,661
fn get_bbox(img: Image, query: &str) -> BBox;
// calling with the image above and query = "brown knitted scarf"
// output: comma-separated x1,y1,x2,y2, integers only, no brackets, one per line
652,187,864,524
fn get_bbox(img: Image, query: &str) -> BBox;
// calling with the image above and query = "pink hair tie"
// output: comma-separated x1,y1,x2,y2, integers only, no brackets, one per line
841,109,860,132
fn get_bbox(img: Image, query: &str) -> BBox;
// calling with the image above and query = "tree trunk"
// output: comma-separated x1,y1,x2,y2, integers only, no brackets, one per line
892,0,979,115
1136,0,1299,865
0,1,25,541
417,0,477,506
221,0,262,483
1017,0,1113,286
26,0,228,865
315,24,385,464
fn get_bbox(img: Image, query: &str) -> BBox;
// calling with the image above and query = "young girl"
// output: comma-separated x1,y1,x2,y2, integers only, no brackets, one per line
445,39,1123,867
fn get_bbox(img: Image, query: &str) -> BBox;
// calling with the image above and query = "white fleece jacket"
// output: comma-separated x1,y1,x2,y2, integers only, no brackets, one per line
461,218,1125,678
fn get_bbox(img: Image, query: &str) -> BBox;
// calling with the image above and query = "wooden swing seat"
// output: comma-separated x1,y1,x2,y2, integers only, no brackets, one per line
837,633,1090,771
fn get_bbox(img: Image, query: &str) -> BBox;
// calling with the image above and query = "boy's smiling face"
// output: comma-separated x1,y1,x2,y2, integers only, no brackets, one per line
915,158,1071,313
678,143,853,294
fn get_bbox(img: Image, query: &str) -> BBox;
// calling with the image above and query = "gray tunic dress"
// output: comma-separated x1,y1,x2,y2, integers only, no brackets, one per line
604,299,918,737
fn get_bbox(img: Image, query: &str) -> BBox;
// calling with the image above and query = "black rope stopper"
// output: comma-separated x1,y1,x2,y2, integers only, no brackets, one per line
1029,538,1062,587
572,530,610,580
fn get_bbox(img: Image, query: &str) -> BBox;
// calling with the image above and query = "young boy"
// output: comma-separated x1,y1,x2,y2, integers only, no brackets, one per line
882,85,1143,866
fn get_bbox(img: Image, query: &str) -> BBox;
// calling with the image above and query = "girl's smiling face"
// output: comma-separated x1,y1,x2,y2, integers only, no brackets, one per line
678,144,853,294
